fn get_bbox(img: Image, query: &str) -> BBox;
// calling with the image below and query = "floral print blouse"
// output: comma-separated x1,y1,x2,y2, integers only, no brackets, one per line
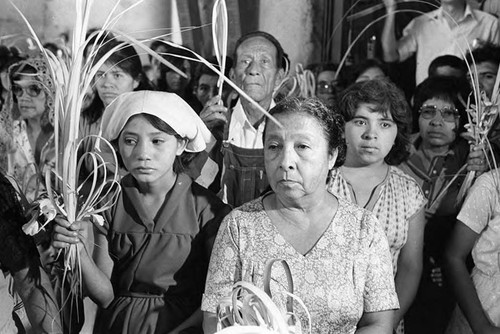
202,196,399,334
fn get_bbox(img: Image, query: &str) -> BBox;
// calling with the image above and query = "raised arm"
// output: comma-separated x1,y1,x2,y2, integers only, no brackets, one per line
381,0,400,62
393,207,426,328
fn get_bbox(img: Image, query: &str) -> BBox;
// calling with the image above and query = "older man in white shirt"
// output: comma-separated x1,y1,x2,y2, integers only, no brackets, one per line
200,31,285,207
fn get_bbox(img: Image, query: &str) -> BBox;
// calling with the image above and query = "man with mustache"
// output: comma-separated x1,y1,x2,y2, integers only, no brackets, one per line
200,31,285,207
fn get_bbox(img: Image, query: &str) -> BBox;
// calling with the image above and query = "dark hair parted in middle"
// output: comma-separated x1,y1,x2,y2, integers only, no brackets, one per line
263,96,346,167
113,113,196,174
338,79,410,165
413,75,468,132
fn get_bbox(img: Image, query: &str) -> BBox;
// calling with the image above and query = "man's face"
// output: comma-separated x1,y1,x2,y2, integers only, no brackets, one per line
467,61,499,99
232,36,283,107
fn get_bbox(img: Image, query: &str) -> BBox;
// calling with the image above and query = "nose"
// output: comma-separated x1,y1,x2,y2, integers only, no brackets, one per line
279,145,296,171
99,74,114,87
135,140,151,161
361,123,378,140
246,60,261,75
429,112,445,125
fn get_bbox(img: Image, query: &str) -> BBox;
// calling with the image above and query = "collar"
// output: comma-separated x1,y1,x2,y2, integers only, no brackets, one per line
231,99,276,130
435,3,475,22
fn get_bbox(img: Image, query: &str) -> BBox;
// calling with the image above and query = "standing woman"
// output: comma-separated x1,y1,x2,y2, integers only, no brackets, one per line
80,39,152,178
327,80,426,333
53,91,230,334
7,55,56,201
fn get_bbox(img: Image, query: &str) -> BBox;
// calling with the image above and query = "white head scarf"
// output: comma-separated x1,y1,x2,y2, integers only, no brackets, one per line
101,90,211,152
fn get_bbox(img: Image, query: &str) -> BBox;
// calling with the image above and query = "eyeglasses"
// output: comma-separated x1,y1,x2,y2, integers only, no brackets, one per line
11,84,44,98
317,80,338,93
419,105,459,122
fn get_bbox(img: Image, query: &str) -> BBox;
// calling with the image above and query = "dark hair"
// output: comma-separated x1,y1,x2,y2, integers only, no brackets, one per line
233,31,285,70
148,39,168,61
158,44,193,93
428,55,466,77
114,113,196,174
0,46,25,105
339,80,410,165
85,40,152,124
345,58,388,85
95,40,143,83
263,96,346,167
413,76,468,132
465,42,500,68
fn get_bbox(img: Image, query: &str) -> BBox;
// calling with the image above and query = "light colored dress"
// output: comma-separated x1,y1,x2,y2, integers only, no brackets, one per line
327,166,426,274
202,196,399,334
446,170,500,333
7,119,54,202
327,166,426,334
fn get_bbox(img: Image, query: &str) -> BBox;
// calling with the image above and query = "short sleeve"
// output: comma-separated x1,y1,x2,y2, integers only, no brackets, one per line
201,211,242,313
397,19,418,62
363,212,400,312
457,172,498,234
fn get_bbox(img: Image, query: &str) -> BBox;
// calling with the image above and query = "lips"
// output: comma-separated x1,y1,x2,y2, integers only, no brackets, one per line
134,167,155,174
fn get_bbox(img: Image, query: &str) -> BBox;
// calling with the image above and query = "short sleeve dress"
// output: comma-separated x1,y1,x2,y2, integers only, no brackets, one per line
201,196,399,334
446,170,500,333
327,166,426,273
94,173,231,334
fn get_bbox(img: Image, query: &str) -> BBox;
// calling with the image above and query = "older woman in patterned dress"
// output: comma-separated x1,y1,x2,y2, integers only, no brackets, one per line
202,97,399,334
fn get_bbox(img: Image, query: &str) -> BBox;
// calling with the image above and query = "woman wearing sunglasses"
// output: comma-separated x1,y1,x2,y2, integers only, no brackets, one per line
399,76,487,334
6,55,56,201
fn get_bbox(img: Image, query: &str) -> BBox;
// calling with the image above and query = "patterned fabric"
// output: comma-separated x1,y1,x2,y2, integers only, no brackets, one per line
202,196,399,334
7,119,54,202
327,166,426,274
446,170,500,333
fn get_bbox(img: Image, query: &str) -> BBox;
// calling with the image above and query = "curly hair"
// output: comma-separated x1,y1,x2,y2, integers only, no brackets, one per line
263,96,345,167
338,80,411,165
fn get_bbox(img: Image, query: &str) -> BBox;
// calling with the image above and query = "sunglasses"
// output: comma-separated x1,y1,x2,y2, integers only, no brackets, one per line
11,84,44,98
419,105,459,122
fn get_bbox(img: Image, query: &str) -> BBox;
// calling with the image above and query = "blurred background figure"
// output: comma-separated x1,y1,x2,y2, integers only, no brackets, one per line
307,62,340,109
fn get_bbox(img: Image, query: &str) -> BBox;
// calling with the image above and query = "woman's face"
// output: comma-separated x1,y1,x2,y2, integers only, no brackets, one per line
355,66,386,83
118,115,186,187
316,70,337,108
344,103,398,167
95,62,139,107
195,74,218,106
264,112,337,201
12,75,46,121
165,60,191,94
418,98,458,149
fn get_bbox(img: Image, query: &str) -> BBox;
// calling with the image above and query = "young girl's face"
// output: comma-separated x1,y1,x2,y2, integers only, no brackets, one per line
118,115,186,186
344,103,398,167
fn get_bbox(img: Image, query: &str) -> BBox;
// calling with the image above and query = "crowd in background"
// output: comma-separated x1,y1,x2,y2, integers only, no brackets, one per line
1,0,500,333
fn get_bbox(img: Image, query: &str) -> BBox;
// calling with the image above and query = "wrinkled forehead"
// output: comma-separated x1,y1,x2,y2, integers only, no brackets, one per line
236,36,278,59
13,74,41,86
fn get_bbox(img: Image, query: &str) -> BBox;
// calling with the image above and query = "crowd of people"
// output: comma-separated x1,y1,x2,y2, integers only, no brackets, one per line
1,0,500,333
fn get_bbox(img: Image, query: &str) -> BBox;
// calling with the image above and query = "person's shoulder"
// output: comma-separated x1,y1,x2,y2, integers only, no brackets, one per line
471,6,499,22
187,174,231,213
389,165,421,184
336,197,380,236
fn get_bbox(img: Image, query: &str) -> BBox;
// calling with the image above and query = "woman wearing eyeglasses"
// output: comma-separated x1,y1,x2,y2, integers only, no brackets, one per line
6,55,56,202
399,76,487,334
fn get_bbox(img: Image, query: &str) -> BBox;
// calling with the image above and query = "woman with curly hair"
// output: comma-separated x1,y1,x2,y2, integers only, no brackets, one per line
327,79,426,334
